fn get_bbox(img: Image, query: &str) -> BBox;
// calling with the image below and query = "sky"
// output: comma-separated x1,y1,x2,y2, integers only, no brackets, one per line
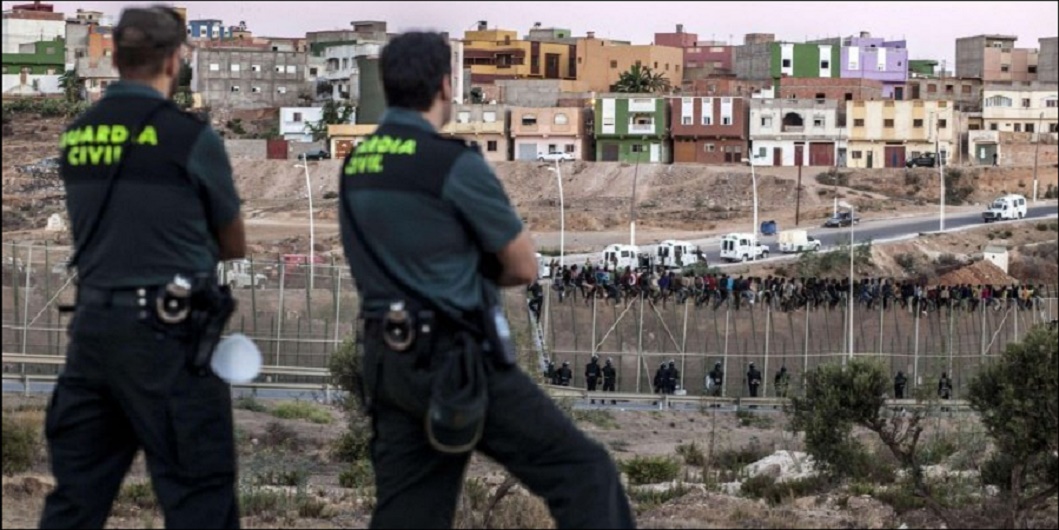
4,1,1057,66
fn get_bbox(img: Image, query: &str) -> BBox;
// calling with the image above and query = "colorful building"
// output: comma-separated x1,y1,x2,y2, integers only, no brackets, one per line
594,96,670,163
440,104,510,163
576,36,684,93
2,2,65,54
773,77,884,101
509,106,589,161
845,100,958,169
670,96,748,164
981,84,1058,133
748,98,845,167
955,35,1038,82
462,24,577,84
837,32,908,99
908,59,939,78
2,36,65,95
654,25,735,79
771,43,841,80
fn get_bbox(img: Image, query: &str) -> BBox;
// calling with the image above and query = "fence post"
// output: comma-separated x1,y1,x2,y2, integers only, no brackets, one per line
763,304,771,398
275,258,285,366
22,244,33,355
332,256,341,347
723,308,730,399
680,300,688,392
803,300,809,393
913,311,921,390
249,254,258,337
44,241,52,356
636,295,644,394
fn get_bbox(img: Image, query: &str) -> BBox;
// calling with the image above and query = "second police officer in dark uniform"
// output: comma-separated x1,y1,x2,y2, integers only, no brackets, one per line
337,32,633,529
40,6,245,529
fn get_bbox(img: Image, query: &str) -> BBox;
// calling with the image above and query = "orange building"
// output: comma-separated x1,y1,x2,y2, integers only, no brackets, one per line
574,35,684,93
462,26,578,84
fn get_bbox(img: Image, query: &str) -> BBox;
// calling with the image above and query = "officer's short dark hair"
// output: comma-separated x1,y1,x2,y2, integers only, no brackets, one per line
380,32,452,111
113,5,187,80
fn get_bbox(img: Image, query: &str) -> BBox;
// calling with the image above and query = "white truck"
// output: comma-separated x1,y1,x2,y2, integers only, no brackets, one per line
602,244,641,270
536,253,552,279
982,194,1027,223
217,259,268,289
656,240,704,269
719,233,769,262
778,230,822,253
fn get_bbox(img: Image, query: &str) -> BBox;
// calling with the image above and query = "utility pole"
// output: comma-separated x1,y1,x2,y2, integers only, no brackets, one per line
795,164,803,225
1033,111,1043,203
630,158,640,247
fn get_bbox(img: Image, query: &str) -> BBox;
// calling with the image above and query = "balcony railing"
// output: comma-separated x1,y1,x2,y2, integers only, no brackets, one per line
782,125,804,133
628,123,656,134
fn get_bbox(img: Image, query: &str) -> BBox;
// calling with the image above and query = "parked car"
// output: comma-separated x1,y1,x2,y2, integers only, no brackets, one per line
299,149,330,161
824,211,861,228
905,152,937,168
537,152,574,162
982,194,1027,223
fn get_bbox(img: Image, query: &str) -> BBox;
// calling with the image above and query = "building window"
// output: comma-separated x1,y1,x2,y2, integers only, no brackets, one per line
938,119,947,128
1014,123,1022,132
309,67,318,76
814,93,826,100
230,85,240,92
251,64,261,72
1000,65,1010,72
705,144,715,152
654,62,658,69
820,60,829,69
631,144,646,153
1050,123,1058,133
564,144,575,153
722,117,732,125
1046,98,1058,108
483,111,497,123
547,144,558,153
277,86,287,94
884,119,894,128
209,63,220,72
945,84,953,93
610,60,617,68
854,118,865,127
522,114,537,126
702,116,713,126
554,113,569,125
252,86,262,93
231,64,241,72
681,116,692,125
1028,65,1037,74
927,84,937,93
275,66,284,73
761,116,773,128
781,58,791,68
986,95,1012,107
961,85,972,95
457,111,471,123
851,151,863,159
913,119,923,128
1022,98,1031,108
990,123,998,131
286,65,297,74
486,141,498,152
293,112,303,122
813,117,824,128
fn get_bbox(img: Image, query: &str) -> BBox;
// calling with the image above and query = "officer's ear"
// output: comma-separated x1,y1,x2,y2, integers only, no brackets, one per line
163,48,181,79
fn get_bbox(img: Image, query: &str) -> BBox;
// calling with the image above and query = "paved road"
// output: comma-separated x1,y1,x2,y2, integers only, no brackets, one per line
555,203,1059,269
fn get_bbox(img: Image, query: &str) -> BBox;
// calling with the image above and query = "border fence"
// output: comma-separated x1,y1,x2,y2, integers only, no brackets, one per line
3,241,1056,400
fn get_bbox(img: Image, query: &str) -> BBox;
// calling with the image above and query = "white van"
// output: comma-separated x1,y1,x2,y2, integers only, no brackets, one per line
778,230,822,253
982,194,1027,223
535,253,551,279
719,233,769,262
602,244,641,270
656,240,704,269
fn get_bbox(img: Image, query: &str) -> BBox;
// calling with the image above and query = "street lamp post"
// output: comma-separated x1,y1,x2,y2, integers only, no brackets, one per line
742,154,760,237
294,158,316,291
839,200,855,365
938,110,946,231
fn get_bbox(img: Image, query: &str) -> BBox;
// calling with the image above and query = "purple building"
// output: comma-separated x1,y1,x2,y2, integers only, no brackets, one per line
840,32,909,100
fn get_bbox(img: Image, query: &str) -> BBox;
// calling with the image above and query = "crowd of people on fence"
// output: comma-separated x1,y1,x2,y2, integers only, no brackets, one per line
530,261,1052,315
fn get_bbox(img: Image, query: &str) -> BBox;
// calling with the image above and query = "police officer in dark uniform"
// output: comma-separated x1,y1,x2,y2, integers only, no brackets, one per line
527,279,544,321
338,32,632,529
544,358,556,384
747,362,763,398
667,360,680,394
654,361,668,395
558,361,574,386
707,361,724,398
602,358,617,405
585,354,602,391
894,371,908,399
40,6,245,529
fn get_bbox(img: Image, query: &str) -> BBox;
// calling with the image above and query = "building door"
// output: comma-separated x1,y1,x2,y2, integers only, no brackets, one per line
517,143,538,161
545,53,561,79
794,144,804,167
977,143,997,165
601,143,620,162
773,147,782,166
335,140,355,159
866,150,874,168
809,143,835,166
884,145,906,168
674,140,696,163
649,143,660,163
893,86,904,101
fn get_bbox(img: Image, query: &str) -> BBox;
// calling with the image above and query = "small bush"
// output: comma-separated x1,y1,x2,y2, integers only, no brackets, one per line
1035,223,1048,232
736,410,773,429
2,414,41,475
874,482,926,514
260,421,301,451
272,401,333,424
815,170,850,187
573,409,618,429
621,456,681,486
935,253,959,267
741,474,829,506
116,481,157,509
629,483,692,511
676,441,706,467
338,459,374,489
234,395,269,413
332,426,371,463
322,191,339,200
239,487,290,518
919,435,959,466
895,253,920,274
711,440,771,473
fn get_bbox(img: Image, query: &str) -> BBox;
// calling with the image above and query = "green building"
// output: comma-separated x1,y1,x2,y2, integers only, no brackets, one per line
594,96,670,163
908,59,939,78
2,37,65,76
770,42,841,79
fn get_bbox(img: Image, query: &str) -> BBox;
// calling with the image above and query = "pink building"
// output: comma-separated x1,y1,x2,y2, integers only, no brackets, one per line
655,25,735,79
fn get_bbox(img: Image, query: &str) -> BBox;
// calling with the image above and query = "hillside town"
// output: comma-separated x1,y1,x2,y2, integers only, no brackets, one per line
3,1,1056,168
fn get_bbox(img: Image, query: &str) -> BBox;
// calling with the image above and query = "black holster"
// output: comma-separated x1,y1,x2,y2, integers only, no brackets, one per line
147,275,236,376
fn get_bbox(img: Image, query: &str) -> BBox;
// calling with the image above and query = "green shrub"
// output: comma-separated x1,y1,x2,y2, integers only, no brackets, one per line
338,459,374,489
332,426,371,463
572,409,618,429
620,456,681,485
239,487,290,517
735,410,773,429
873,482,926,514
628,483,692,511
116,481,157,509
740,474,829,505
2,414,40,475
260,421,301,451
919,435,959,466
234,395,269,413
711,440,771,473
675,441,706,467
272,401,332,424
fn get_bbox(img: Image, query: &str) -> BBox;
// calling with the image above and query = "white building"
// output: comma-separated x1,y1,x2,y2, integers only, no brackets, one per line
983,245,1009,274
450,39,465,104
279,107,329,143
981,83,1059,134
748,99,846,167
322,42,383,101
2,7,66,54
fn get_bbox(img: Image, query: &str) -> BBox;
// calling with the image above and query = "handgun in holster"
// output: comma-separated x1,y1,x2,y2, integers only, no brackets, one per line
152,273,236,376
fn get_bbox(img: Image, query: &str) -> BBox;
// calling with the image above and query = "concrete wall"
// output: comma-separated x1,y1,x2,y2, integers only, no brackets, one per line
496,79,592,107
1039,37,1058,84
224,139,267,159
774,77,884,102
2,73,60,95
192,48,310,109
734,42,773,80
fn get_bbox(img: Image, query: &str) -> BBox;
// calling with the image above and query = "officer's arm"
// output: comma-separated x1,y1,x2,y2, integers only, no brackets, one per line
444,153,536,287
187,127,246,260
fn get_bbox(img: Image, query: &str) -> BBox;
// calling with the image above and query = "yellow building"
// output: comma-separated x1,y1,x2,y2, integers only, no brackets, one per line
575,36,684,93
845,100,959,169
327,124,379,159
462,28,578,84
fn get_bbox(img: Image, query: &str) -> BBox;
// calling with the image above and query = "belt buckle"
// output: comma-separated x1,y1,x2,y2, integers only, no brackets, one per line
383,301,416,352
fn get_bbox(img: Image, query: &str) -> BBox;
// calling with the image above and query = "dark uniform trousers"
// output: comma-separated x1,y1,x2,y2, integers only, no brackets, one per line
362,322,634,529
39,299,239,529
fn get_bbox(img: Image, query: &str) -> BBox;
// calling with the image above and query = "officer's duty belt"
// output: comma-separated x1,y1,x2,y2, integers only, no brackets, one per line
76,285,162,308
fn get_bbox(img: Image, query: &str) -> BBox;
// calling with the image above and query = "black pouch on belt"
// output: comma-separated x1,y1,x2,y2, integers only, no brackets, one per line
426,331,488,454
184,277,236,376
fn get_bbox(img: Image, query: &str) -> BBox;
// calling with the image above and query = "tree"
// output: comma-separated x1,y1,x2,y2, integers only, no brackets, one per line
306,100,355,142
612,64,671,94
469,87,485,104
967,325,1058,529
58,69,81,102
